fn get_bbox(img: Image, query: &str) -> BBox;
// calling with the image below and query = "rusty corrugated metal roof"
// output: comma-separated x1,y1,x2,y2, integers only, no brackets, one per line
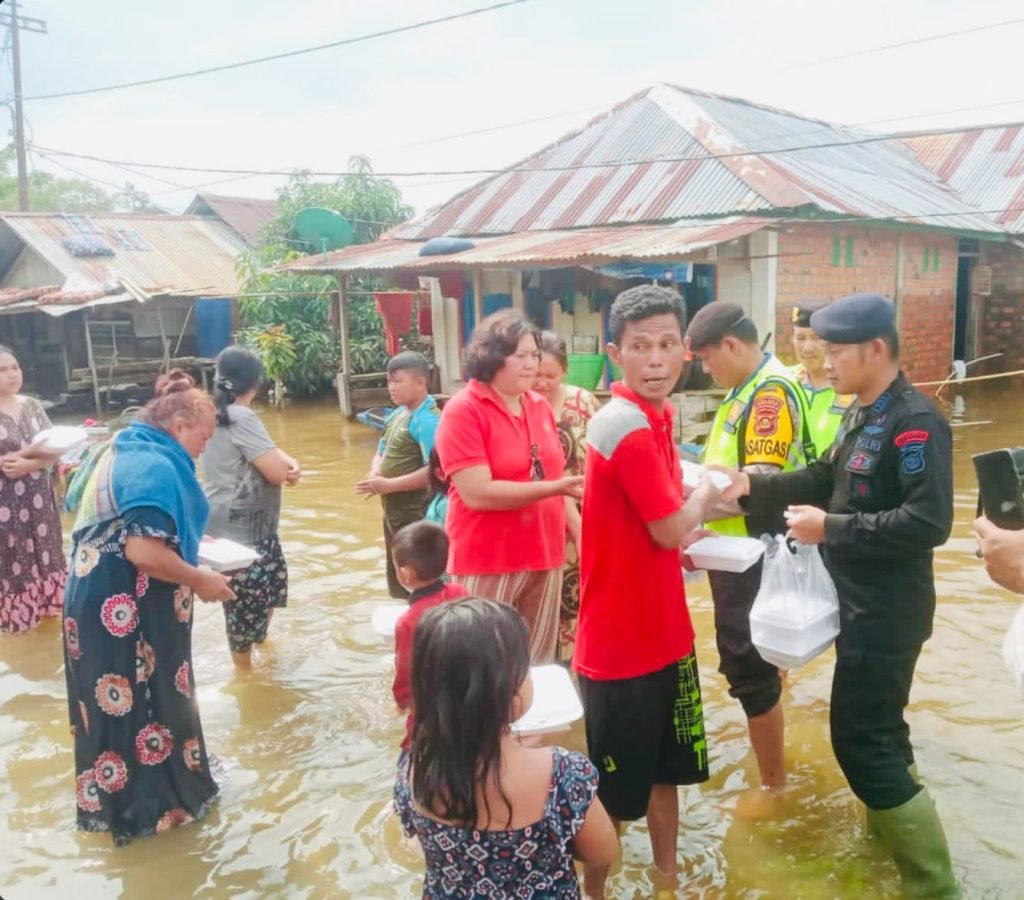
0,213,246,305
901,125,1024,233
390,84,999,240
185,193,279,246
282,217,775,274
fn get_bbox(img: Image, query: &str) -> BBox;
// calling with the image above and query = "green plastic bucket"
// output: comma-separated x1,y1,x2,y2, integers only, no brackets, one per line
565,354,606,391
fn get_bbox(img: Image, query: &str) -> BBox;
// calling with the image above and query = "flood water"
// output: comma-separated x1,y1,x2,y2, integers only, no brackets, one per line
2,386,1023,899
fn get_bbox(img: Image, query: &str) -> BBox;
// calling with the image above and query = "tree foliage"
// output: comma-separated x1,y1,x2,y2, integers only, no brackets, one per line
235,156,416,395
0,145,161,213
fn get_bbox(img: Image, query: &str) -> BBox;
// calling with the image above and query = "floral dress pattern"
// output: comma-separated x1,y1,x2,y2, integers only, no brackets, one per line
394,747,598,898
555,385,601,660
0,397,67,633
62,507,218,845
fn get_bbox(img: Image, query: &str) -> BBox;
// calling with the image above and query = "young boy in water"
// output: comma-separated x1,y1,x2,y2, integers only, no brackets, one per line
390,521,469,752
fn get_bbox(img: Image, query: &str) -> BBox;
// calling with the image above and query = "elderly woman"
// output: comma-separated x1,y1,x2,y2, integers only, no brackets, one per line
531,332,601,660
436,310,583,663
62,370,235,845
0,344,67,632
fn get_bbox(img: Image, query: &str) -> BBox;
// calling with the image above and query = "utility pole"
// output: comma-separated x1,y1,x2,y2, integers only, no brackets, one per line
1,0,48,211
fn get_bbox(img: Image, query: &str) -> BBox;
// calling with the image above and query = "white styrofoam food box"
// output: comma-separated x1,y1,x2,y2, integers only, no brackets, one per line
511,664,584,735
197,538,259,573
750,591,840,669
31,426,89,454
372,603,407,638
685,536,765,573
680,460,733,494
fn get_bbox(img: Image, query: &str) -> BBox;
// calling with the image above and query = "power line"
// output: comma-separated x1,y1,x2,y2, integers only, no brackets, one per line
794,15,1024,67
30,118,1024,179
21,0,533,102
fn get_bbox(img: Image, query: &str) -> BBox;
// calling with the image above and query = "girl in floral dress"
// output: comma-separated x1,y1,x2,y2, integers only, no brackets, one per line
0,345,67,633
532,332,601,661
394,598,617,898
62,371,235,845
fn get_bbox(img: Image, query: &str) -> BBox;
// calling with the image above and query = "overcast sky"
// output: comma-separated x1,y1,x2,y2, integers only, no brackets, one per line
7,0,1024,217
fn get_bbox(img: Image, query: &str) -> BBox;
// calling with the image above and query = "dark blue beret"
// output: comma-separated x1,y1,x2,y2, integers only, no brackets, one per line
809,293,895,343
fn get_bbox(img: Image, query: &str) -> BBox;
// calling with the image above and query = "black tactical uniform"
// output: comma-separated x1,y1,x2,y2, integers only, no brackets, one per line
741,292,958,898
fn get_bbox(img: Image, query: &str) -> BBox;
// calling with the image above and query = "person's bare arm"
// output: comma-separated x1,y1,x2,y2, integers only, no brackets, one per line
571,796,618,867
450,465,583,511
565,496,582,547
646,474,715,549
124,537,235,600
249,448,294,487
356,466,429,497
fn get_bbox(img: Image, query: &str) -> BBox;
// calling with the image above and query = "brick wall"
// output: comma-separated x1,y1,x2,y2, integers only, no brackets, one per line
978,243,1024,371
774,225,956,384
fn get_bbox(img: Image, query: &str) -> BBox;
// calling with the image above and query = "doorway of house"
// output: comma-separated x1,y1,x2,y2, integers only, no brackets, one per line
955,239,980,361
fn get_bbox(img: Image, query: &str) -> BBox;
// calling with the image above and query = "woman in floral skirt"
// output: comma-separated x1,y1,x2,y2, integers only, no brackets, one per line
63,370,235,845
531,332,600,661
0,344,67,633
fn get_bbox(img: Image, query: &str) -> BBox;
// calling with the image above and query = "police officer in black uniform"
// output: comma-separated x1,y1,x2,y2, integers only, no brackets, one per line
716,293,958,898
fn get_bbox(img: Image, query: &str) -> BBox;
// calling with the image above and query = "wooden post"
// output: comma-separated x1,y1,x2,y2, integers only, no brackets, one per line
472,270,484,329
155,304,170,371
336,274,353,418
82,309,102,414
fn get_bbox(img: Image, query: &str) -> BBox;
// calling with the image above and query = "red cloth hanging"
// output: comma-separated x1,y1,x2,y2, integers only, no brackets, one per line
438,271,465,301
374,292,416,355
418,294,433,336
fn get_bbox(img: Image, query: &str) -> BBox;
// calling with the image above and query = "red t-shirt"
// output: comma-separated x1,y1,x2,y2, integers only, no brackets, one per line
435,379,566,575
393,581,470,750
574,384,695,681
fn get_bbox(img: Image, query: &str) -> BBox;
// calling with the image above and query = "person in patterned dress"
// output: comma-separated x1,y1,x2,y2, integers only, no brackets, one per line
0,345,67,633
201,346,300,668
532,332,601,661
62,370,235,845
394,598,617,898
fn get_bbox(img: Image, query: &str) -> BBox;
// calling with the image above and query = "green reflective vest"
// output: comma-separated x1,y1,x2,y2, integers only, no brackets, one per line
791,365,853,456
702,354,812,537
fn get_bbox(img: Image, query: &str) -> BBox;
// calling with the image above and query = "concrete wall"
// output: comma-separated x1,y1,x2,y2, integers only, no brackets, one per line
775,225,957,384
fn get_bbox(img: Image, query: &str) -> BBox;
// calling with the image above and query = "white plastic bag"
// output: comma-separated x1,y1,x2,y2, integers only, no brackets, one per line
1003,603,1024,696
749,535,840,669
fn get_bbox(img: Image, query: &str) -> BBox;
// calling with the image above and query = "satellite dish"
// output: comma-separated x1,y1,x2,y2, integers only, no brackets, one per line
292,208,354,261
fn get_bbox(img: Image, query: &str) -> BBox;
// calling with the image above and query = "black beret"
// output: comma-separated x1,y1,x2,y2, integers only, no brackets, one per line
791,299,829,329
686,301,756,349
809,293,895,343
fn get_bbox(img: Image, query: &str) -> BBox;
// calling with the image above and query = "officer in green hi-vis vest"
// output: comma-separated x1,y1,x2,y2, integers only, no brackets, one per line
789,299,854,454
686,301,812,817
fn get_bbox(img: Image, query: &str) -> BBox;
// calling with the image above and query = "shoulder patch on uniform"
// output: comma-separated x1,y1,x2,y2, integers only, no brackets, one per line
894,429,929,475
587,397,651,459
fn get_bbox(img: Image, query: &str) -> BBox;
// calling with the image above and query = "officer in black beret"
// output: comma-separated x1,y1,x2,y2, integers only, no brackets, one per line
715,292,958,897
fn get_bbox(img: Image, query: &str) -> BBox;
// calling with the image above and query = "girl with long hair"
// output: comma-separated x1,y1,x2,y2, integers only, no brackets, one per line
201,346,300,667
394,598,616,897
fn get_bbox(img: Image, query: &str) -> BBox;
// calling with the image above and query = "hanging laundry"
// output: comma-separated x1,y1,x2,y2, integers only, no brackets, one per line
418,294,433,336
437,272,465,301
374,292,416,356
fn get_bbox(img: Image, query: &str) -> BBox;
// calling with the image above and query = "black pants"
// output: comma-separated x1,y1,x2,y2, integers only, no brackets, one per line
830,638,922,811
708,563,782,719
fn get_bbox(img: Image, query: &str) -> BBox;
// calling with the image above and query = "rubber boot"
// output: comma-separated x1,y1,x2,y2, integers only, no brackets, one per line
866,788,959,899
865,764,920,839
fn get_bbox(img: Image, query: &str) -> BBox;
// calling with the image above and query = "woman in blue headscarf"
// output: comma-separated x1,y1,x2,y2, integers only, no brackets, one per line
62,370,235,845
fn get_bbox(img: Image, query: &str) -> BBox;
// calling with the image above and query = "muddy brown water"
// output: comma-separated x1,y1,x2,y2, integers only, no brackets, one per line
2,389,1023,898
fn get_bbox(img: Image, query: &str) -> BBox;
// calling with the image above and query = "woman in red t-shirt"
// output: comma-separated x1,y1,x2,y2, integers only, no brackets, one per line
435,310,583,663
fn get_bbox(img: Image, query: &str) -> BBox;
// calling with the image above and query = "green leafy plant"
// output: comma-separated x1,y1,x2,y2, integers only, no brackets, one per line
234,157,419,394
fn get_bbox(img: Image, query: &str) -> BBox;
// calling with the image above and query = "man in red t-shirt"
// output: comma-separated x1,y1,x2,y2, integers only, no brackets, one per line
575,285,717,897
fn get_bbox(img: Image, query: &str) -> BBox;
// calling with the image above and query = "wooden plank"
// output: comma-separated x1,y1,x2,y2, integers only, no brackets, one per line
336,274,353,418
82,309,102,414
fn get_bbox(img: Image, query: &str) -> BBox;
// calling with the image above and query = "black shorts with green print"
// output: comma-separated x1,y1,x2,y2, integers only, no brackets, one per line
578,652,709,822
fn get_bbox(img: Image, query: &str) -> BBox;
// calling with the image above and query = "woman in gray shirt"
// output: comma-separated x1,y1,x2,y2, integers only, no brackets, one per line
201,346,300,667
